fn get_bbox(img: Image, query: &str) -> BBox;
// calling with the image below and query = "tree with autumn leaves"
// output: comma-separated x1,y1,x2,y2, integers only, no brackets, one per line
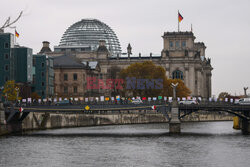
119,61,191,97
3,80,18,101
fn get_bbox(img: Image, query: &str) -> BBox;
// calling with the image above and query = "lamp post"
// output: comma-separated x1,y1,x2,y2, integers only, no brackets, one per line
244,87,248,97
171,82,179,106
15,87,19,104
169,82,181,133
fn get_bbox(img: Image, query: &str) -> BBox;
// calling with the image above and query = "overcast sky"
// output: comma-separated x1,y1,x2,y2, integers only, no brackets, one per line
1,0,250,96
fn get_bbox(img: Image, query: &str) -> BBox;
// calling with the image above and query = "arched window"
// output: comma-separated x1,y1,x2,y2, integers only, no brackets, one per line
172,70,184,80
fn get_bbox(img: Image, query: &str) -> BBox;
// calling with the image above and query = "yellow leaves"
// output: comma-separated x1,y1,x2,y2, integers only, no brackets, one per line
3,80,18,101
167,79,191,97
31,92,41,100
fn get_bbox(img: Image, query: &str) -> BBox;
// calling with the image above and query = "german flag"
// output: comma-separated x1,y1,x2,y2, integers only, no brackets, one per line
15,30,19,38
178,12,183,23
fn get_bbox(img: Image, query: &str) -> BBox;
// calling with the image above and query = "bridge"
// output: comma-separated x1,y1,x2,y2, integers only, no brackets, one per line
2,102,250,134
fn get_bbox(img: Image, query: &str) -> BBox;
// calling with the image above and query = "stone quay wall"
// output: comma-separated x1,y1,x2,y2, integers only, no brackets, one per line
1,110,233,136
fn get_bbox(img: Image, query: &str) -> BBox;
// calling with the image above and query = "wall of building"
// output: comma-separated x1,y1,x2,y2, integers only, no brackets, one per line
14,47,33,83
47,31,212,98
54,68,87,97
0,33,14,87
46,57,54,97
33,55,47,98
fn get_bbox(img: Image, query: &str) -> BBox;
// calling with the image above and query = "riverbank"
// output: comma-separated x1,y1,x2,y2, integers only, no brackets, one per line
0,111,233,136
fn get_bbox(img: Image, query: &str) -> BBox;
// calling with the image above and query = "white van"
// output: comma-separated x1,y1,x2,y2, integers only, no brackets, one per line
238,98,250,105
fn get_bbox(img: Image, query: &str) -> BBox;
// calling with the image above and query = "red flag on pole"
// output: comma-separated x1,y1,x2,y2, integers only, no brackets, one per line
15,30,19,38
19,107,24,112
178,11,183,23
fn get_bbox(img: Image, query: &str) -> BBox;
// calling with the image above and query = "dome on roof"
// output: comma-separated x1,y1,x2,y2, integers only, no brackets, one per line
59,19,121,55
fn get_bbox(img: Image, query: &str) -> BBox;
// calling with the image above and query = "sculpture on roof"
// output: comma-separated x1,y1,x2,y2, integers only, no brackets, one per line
0,11,23,32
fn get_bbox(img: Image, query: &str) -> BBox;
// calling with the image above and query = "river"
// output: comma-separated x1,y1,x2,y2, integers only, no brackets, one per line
0,121,250,167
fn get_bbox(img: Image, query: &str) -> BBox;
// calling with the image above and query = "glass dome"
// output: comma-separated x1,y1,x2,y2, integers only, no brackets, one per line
59,19,121,55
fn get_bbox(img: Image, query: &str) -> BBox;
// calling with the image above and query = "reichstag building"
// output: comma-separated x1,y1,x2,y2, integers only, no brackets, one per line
40,19,213,98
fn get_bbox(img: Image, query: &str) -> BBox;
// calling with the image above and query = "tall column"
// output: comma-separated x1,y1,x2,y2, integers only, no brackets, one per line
184,67,189,88
189,66,195,96
208,73,212,98
166,63,170,78
169,83,181,133
203,73,207,98
197,69,202,96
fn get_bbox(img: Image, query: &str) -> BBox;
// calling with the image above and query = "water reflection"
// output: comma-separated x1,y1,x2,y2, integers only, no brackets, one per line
1,122,250,167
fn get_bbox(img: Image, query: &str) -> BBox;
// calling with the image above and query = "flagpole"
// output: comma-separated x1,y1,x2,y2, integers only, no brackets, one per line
178,10,179,32
14,29,16,45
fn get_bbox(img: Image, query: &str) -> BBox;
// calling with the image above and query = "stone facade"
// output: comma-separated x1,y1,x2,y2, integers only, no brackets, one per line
54,68,87,97
53,55,101,97
45,31,212,98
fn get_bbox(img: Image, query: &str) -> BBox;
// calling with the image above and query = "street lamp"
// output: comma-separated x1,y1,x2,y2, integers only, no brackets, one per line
15,87,19,104
244,87,248,97
171,83,179,101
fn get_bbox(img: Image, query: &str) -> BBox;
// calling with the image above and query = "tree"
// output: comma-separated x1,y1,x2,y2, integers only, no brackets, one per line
218,92,230,100
119,61,191,97
3,80,18,101
164,79,191,97
31,92,41,100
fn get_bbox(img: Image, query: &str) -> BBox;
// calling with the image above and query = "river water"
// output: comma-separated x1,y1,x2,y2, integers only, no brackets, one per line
0,121,250,167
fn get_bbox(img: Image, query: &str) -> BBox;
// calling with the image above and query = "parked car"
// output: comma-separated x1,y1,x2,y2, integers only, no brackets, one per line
55,100,71,106
238,98,250,105
131,99,143,104
178,99,198,105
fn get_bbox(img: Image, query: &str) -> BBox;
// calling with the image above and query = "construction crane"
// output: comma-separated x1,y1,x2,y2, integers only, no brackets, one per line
0,11,23,32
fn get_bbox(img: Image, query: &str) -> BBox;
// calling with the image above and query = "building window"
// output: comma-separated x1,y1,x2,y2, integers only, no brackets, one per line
42,91,44,96
4,43,9,49
33,75,36,84
182,41,186,47
172,70,183,80
73,73,77,81
99,74,103,79
5,76,8,82
5,65,9,71
73,86,77,93
33,58,36,66
42,62,45,67
64,86,68,93
175,41,180,48
64,74,68,81
42,82,45,86
42,72,44,77
50,59,53,67
5,53,9,59
169,41,173,48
